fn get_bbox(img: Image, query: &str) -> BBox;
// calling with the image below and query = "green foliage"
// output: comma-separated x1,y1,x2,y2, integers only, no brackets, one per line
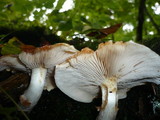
0,87,30,120
59,19,73,31
1,37,23,55
0,105,19,120
0,0,159,42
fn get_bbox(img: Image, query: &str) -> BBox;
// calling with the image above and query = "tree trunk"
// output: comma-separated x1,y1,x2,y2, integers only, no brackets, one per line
136,0,146,43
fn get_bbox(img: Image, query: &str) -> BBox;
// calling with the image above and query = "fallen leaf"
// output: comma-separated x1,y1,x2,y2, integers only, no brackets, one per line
86,23,122,39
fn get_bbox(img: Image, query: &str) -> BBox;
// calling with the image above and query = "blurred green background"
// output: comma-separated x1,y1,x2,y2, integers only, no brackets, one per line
0,0,160,120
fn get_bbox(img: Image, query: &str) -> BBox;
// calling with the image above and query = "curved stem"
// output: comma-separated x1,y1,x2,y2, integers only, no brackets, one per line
20,67,47,111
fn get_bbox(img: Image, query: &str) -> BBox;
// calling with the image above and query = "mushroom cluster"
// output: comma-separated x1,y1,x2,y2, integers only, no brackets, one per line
0,43,78,110
55,41,160,120
1,41,160,120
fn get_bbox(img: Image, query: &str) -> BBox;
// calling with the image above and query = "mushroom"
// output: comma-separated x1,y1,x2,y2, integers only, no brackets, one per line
55,41,160,120
0,43,78,110
0,55,26,72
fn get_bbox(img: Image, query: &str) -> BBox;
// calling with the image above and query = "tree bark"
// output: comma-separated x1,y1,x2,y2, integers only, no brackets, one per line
136,0,146,43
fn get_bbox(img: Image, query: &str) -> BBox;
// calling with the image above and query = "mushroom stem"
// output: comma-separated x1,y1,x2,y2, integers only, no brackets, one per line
20,67,47,110
97,83,118,120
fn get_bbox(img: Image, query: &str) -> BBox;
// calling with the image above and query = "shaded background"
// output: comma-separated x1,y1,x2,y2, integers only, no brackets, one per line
1,0,160,120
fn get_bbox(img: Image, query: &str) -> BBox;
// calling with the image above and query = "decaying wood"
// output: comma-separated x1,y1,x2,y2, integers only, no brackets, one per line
0,73,29,93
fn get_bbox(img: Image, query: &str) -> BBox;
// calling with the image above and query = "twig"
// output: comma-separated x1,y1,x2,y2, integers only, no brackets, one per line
0,87,30,120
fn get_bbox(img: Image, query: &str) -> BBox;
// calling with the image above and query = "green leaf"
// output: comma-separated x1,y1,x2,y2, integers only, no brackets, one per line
44,0,55,8
55,0,66,10
80,16,91,25
58,19,73,31
1,37,23,55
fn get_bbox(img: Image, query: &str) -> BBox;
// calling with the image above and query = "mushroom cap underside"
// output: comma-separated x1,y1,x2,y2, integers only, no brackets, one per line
0,55,26,71
55,41,160,103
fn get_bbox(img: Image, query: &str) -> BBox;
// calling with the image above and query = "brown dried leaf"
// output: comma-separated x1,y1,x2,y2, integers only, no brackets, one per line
100,23,122,35
0,44,3,48
86,23,122,39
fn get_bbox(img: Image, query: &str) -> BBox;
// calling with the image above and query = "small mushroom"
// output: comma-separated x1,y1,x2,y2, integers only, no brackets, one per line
55,41,160,120
0,43,78,110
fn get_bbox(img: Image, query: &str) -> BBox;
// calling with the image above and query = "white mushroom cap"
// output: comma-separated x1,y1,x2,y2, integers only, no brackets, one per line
18,43,78,110
55,41,160,120
97,41,160,98
0,55,26,72
19,43,78,69
56,48,98,102
56,41,160,101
